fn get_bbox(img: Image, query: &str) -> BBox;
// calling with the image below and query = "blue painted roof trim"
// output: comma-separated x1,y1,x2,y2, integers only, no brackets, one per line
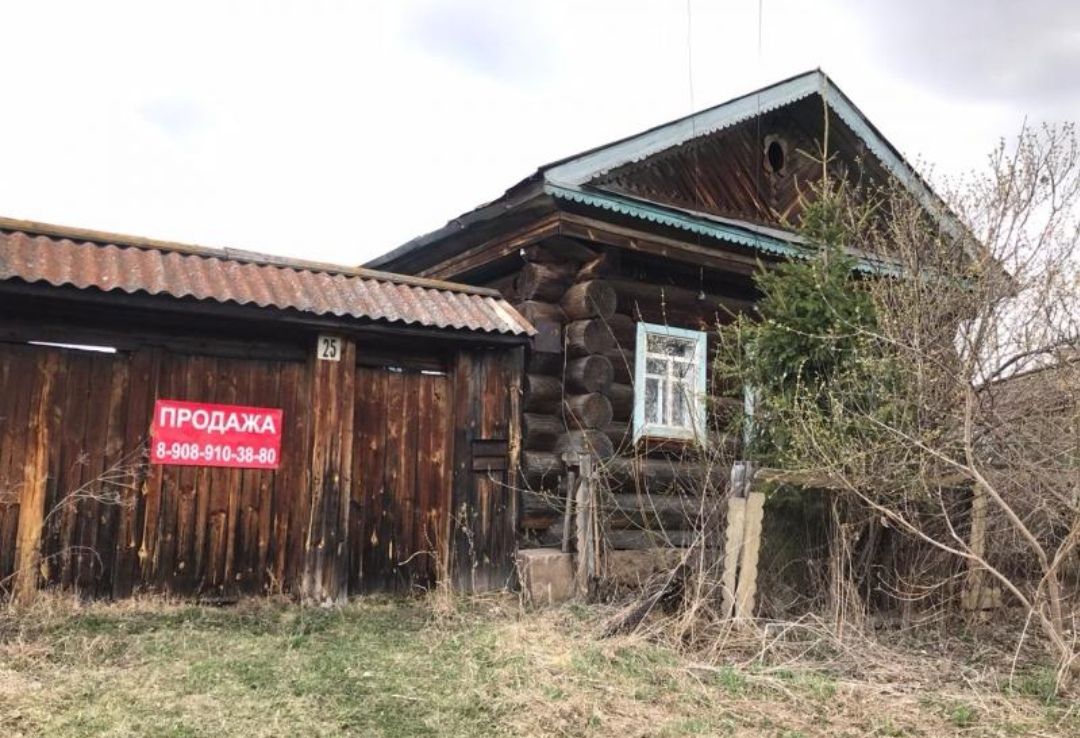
544,183,903,276
821,83,962,241
544,72,823,185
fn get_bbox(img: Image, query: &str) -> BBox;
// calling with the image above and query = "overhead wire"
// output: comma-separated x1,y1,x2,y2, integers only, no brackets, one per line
685,0,706,300
681,1,770,301
755,0,765,253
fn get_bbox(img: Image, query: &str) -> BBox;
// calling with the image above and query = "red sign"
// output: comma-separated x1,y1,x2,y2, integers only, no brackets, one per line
151,400,283,469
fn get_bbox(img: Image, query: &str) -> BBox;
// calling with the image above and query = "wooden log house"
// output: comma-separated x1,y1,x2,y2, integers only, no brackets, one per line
369,70,954,559
0,218,533,603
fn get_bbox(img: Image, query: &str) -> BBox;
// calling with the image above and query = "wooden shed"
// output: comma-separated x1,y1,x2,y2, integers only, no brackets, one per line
368,71,949,572
0,217,533,603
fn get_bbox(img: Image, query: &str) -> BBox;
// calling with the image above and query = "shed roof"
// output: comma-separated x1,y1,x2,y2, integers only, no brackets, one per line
0,217,534,337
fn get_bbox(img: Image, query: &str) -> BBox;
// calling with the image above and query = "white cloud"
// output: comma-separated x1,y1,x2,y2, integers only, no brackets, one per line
0,0,1075,266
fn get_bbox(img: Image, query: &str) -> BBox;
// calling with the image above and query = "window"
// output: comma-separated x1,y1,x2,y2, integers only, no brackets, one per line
633,322,707,442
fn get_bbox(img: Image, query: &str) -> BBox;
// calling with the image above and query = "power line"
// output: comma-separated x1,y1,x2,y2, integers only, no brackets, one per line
758,0,764,59
686,0,696,116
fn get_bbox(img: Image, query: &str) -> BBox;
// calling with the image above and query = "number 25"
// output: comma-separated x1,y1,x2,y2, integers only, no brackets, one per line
318,335,340,361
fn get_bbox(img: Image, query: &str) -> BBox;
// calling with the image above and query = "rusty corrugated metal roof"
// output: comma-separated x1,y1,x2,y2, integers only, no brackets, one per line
0,218,534,337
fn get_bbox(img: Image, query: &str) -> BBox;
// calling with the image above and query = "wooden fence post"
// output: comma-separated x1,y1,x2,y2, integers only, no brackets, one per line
574,452,592,598
735,491,765,618
565,452,601,599
301,336,356,604
961,485,1001,614
722,460,765,619
561,462,576,554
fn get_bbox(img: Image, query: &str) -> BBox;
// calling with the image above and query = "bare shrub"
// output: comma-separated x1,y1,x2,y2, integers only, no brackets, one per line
1,445,146,604
712,124,1080,689
593,124,1080,696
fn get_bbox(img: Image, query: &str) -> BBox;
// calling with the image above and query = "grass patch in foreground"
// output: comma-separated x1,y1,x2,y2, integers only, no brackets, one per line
1,596,1077,737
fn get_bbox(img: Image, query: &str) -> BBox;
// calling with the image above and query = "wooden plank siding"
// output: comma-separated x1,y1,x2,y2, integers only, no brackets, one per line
448,347,524,591
0,329,522,601
349,364,454,593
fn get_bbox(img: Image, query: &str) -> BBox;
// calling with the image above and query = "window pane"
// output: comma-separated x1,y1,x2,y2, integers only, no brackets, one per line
672,359,694,379
671,383,686,427
645,358,665,375
674,382,695,429
644,378,660,424
646,334,694,359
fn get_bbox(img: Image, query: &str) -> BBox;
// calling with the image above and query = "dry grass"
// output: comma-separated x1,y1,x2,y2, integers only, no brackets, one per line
0,593,1077,737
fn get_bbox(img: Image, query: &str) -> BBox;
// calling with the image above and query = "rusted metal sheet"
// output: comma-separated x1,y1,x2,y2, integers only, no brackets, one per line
0,220,534,337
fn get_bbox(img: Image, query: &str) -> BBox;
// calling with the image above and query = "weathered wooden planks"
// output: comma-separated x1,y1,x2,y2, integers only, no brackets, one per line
447,348,522,592
0,346,34,586
12,351,58,603
0,323,522,602
302,337,356,603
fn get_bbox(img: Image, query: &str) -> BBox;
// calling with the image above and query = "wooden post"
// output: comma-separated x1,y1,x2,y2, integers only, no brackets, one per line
301,335,356,604
561,465,576,554
721,461,764,619
961,485,1001,614
13,352,59,606
574,452,597,598
734,491,765,618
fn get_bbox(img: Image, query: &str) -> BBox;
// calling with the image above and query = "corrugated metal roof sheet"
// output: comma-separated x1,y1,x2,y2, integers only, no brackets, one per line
0,218,534,337
544,184,905,276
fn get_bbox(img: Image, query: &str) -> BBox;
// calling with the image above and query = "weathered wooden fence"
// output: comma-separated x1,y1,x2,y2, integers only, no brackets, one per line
0,338,522,602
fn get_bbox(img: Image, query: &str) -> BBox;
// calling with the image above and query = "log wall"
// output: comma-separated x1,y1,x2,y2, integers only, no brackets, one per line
509,236,750,550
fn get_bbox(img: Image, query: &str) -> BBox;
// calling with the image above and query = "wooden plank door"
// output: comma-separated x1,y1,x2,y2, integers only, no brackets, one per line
351,365,453,593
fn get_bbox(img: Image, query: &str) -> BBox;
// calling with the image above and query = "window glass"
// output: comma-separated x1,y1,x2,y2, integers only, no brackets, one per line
644,377,660,425
635,325,705,440
646,334,694,359
671,383,688,426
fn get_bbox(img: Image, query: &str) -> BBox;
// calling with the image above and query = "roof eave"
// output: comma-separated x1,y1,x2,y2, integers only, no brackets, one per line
0,220,536,337
546,183,905,276
363,179,549,270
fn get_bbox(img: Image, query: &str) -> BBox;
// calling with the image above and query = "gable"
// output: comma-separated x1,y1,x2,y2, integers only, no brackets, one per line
368,70,966,276
590,95,887,229
540,70,959,242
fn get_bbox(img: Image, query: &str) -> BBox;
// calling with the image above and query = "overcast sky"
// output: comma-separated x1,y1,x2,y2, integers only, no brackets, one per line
2,1,1077,266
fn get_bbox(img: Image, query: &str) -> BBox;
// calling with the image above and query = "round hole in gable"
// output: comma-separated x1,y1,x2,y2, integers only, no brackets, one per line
766,140,786,174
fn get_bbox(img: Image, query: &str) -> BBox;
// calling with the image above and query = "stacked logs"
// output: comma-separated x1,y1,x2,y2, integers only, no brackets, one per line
517,246,623,456
518,239,618,532
515,237,738,548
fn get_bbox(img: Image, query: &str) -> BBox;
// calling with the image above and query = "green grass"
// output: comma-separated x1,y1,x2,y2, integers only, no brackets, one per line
948,702,978,728
1009,666,1060,703
1,596,1077,737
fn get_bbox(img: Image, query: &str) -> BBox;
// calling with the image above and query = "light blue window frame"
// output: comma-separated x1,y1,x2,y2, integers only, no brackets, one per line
633,322,708,442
